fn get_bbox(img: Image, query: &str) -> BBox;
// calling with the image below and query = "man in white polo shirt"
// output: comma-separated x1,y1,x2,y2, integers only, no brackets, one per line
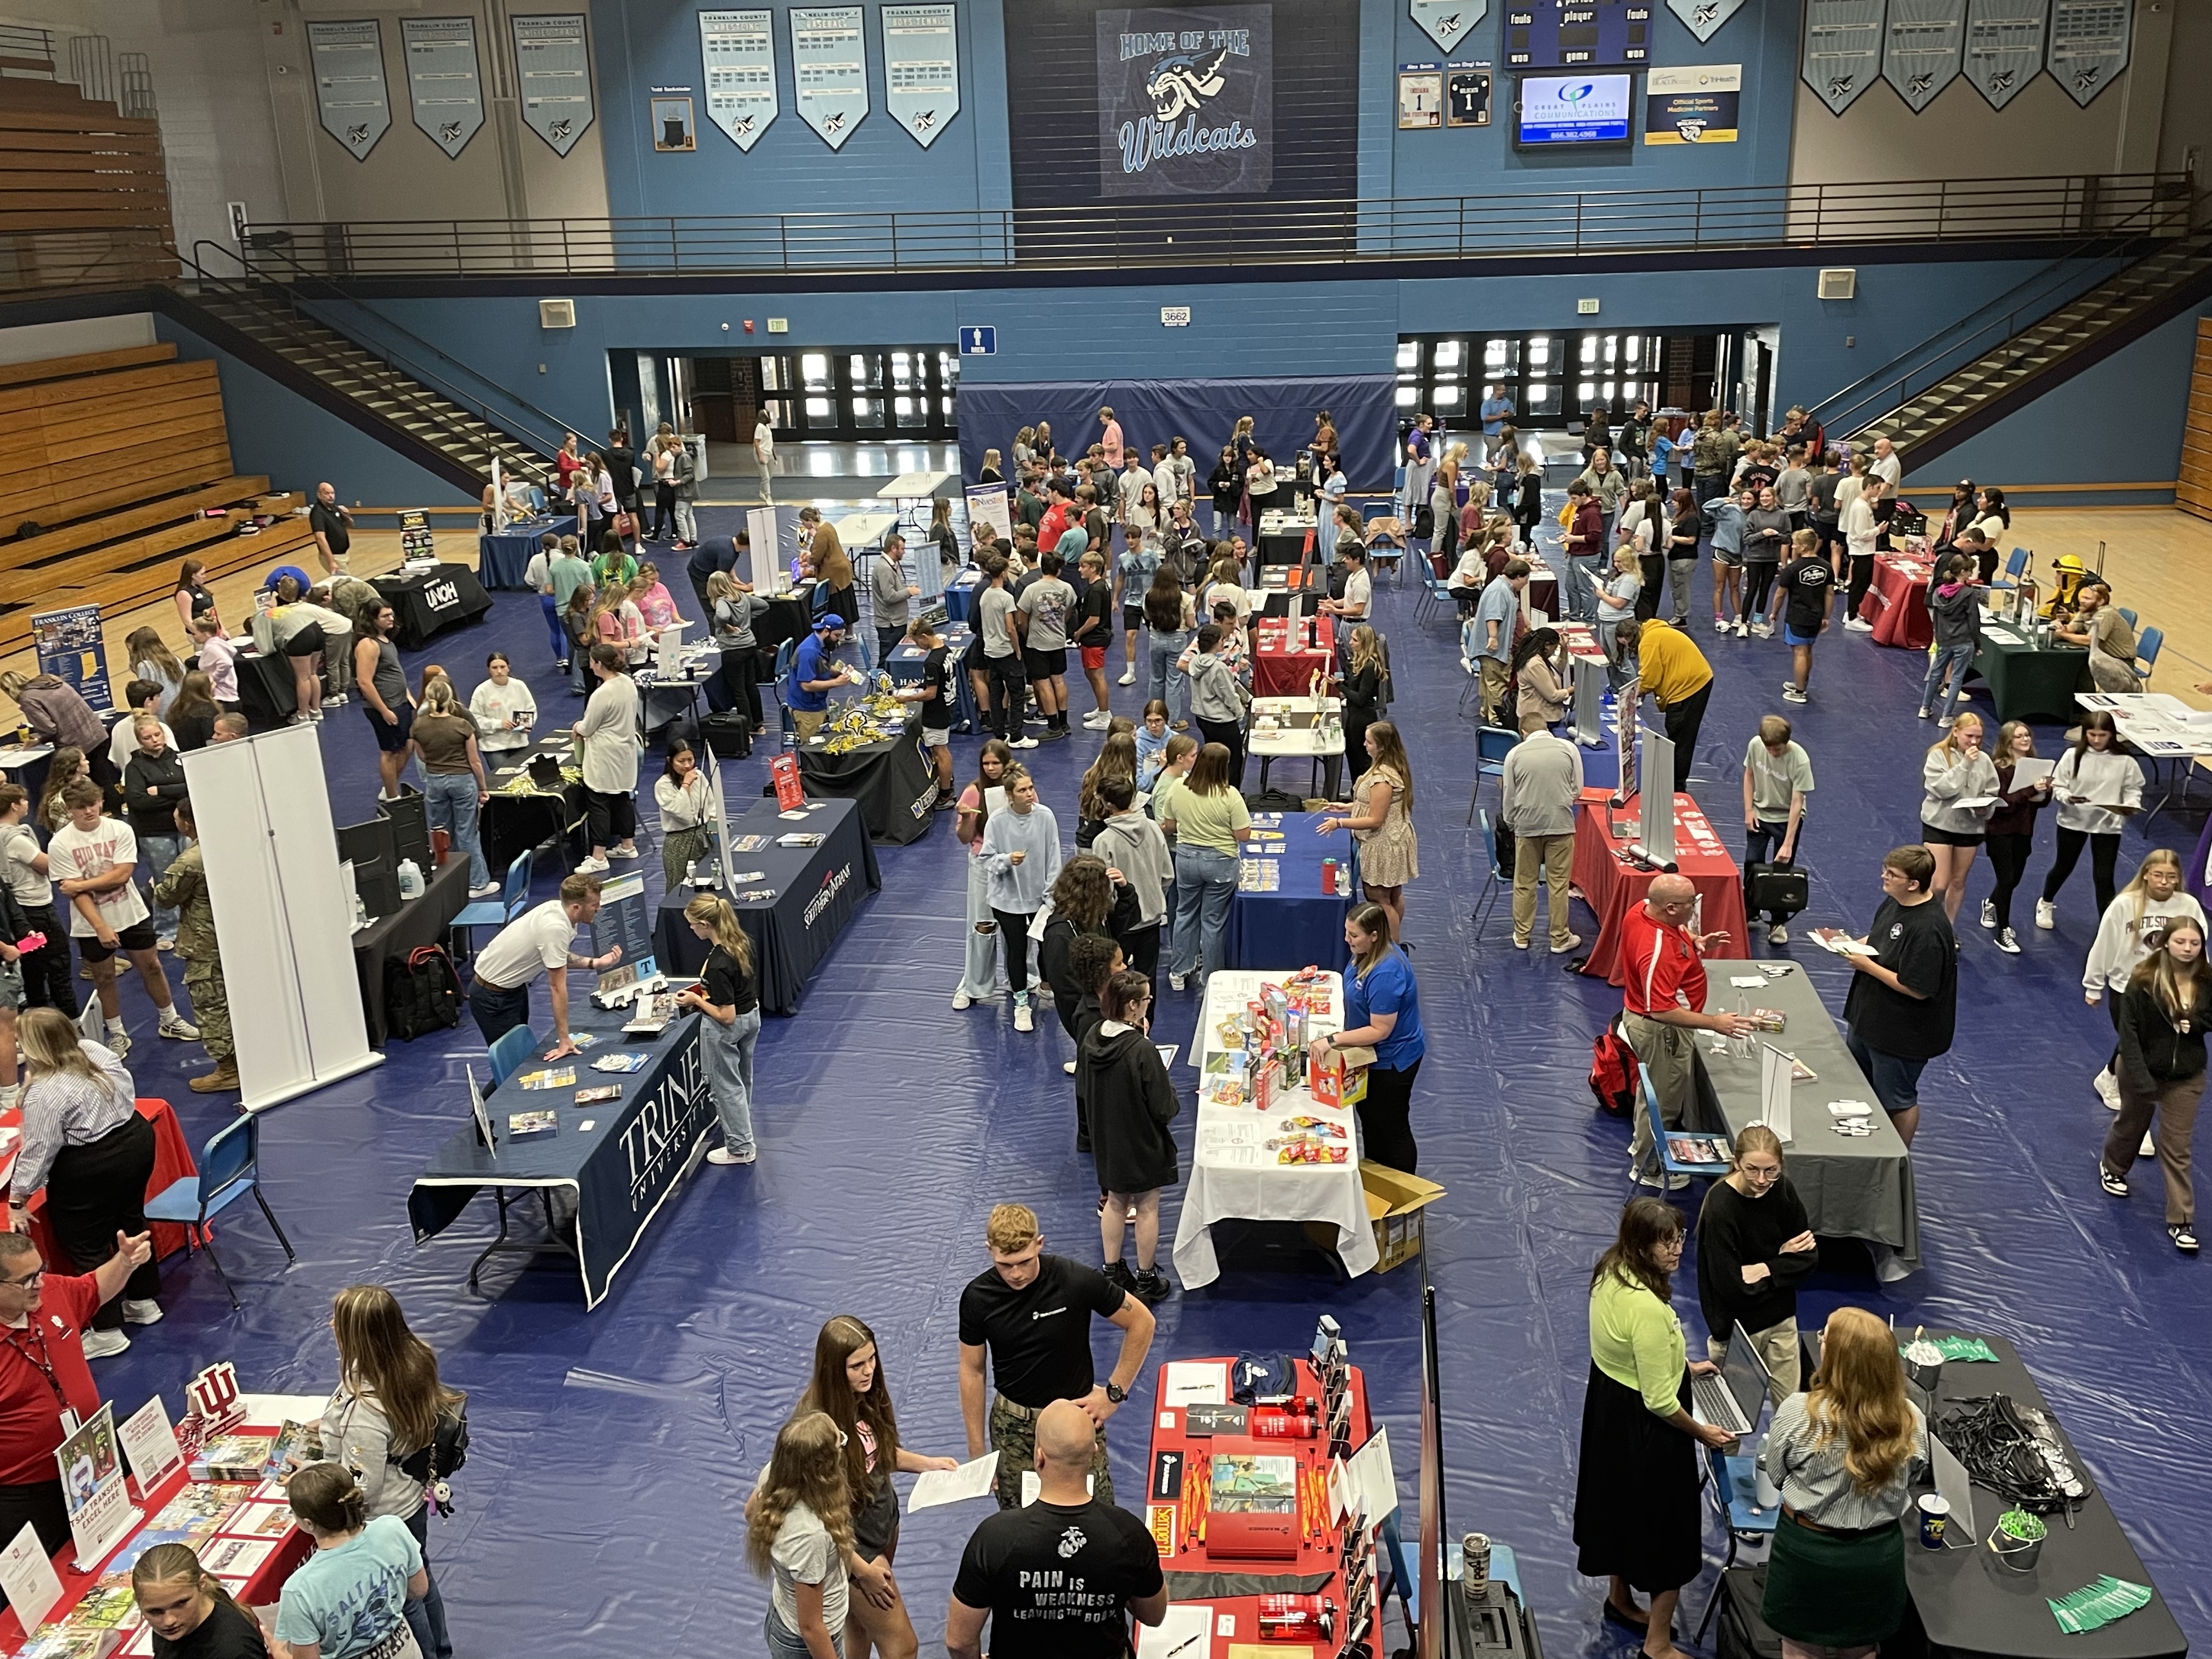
467,872,618,1056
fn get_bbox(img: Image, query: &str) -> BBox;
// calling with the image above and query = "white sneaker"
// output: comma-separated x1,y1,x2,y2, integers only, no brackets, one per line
469,883,501,898
1118,669,1137,686
1666,1172,1691,1191
121,1299,162,1326
1063,1059,1077,1075
1082,712,1110,729
324,692,348,707
1769,923,1789,945
156,936,175,952
1844,617,1874,633
1751,623,1772,637
106,1032,132,1060
1550,933,1583,955
2035,899,2056,930
1996,927,2022,954
159,1012,200,1041
2095,1067,2121,1110
952,989,974,1010
2141,1131,2156,1158
1979,898,1997,929
610,844,640,860
706,1146,756,1165
1735,620,1749,638
1781,686,1808,704
1169,973,1188,992
575,855,610,873
81,1329,129,1359
1009,736,1038,749
1013,1001,1034,1032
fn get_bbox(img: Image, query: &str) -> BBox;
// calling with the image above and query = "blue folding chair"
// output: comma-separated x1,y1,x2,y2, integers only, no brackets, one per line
1633,1065,1732,1192
488,1025,538,1088
2135,625,2163,685
1471,809,1507,936
1695,1447,1779,1641
2117,607,2138,631
1987,546,2029,591
144,1115,295,1311
772,637,797,726
1464,725,1520,824
450,849,532,964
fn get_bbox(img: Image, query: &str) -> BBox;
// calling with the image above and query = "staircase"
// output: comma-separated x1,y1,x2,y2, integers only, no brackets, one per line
1844,227,2212,471
155,266,557,496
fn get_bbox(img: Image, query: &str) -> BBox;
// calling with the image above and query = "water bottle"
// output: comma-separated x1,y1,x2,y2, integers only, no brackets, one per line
685,860,697,884
397,858,424,900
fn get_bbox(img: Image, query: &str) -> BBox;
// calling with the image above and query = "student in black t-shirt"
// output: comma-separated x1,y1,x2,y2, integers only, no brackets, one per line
946,1400,1167,1659
1071,550,1114,729
133,1543,270,1659
958,1202,1156,1510
891,618,956,807
1775,528,1834,706
1841,845,1957,1152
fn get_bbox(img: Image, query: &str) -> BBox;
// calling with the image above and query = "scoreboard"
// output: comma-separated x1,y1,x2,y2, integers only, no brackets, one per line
1504,0,1652,69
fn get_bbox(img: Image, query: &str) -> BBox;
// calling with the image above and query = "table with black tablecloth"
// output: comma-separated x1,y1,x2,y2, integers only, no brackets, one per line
795,710,939,844
352,855,474,1047
478,515,575,588
1256,517,1316,567
651,795,880,1013
1222,809,1354,970
407,999,708,1307
755,593,813,657
213,646,300,728
1972,619,2091,724
373,562,494,650
1899,1332,2185,1659
481,738,585,875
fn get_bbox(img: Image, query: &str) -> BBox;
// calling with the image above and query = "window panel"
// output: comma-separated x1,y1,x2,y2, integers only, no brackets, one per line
1577,381,1596,403
1396,385,1419,408
1434,386,1462,408
802,353,830,388
1397,341,1420,370
1434,340,1462,369
1526,382,1559,415
804,396,832,417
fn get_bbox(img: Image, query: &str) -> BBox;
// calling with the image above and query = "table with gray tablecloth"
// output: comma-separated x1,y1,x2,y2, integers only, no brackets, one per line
1685,960,1922,1268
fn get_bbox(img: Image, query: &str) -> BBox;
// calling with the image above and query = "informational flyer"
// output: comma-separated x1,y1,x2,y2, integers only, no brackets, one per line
31,603,111,712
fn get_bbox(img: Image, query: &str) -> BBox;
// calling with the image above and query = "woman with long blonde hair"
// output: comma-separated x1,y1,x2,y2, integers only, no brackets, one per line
748,1410,855,1659
2081,847,2204,1109
2102,915,2208,1250
1757,1306,1924,1659
1322,721,1418,940
676,891,761,1165
1919,709,1999,921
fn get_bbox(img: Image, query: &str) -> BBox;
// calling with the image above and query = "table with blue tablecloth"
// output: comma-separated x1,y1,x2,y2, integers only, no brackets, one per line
405,998,706,1307
1222,809,1355,971
886,623,979,733
943,568,981,624
651,795,881,1012
478,515,576,588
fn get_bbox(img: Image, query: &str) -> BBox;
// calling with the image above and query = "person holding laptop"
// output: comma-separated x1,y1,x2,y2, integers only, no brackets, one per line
1573,1197,1736,1659
1694,1125,1815,1406
1758,1307,1926,1659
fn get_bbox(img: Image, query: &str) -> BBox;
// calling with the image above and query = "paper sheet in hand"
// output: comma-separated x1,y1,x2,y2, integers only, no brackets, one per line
1138,1603,1215,1658
1954,796,2000,810
2006,757,2055,789
1345,1424,1398,1524
906,1451,998,1513
1163,1360,1231,1407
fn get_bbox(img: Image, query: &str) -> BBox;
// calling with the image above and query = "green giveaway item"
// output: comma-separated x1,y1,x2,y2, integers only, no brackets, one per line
2047,1576,2153,1634
1897,1334,1999,1364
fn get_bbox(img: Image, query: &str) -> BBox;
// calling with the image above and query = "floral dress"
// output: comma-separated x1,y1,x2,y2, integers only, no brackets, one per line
1353,763,1418,888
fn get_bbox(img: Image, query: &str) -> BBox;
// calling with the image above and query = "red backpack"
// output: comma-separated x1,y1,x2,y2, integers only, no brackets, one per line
1588,1019,1639,1118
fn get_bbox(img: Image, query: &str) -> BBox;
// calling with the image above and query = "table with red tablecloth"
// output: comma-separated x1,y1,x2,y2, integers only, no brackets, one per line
1251,614,1337,698
1572,789,1750,984
1857,552,1934,649
1147,1355,1374,1658
0,1097,200,1263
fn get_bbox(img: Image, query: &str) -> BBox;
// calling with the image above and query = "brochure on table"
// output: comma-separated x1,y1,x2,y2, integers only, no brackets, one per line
58,1403,137,1571
117,1395,185,1499
0,1520,63,1630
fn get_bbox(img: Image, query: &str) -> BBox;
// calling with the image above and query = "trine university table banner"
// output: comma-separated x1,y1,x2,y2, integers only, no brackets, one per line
791,7,869,149
400,18,486,158
1096,6,1272,199
882,4,960,146
306,21,392,162
512,13,595,155
701,9,778,150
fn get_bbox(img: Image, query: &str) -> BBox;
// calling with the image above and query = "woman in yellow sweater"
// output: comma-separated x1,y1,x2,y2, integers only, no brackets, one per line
1573,1197,1739,1659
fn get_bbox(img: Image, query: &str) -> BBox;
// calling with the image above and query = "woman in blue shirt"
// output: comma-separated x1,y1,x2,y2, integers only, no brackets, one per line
1310,902,1426,1174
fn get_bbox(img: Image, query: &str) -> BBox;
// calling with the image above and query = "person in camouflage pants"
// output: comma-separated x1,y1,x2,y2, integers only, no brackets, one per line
150,798,235,1094
988,1392,1115,1510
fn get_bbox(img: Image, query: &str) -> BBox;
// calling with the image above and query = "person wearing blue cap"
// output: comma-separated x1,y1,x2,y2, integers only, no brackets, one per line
786,618,858,743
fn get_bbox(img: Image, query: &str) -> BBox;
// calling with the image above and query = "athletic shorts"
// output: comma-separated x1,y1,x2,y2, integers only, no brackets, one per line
78,921,157,963
1122,607,1146,632
1711,548,1743,568
1023,647,1068,680
283,623,328,657
368,701,415,753
922,727,951,749
1920,823,1984,848
1081,645,1108,672
1782,624,1819,646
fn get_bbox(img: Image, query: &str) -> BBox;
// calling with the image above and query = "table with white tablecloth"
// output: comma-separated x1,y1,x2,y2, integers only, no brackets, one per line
1171,969,1378,1288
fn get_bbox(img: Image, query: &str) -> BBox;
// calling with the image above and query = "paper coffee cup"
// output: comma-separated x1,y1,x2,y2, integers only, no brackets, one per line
1917,1492,1950,1549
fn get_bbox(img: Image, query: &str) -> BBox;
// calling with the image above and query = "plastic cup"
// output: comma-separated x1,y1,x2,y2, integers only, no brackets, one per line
1917,1493,1950,1549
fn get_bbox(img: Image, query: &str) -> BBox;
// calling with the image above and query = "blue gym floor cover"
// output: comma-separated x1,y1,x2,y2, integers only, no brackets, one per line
91,522,2212,1654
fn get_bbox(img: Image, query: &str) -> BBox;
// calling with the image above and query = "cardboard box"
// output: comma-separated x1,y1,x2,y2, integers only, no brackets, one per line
1361,1160,1445,1273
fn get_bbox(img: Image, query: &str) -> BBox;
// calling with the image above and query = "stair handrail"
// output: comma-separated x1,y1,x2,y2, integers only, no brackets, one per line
1805,190,2198,441
182,241,565,484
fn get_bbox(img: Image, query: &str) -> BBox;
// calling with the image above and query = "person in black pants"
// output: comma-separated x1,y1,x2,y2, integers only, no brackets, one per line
0,785,72,1015
1310,904,1426,1174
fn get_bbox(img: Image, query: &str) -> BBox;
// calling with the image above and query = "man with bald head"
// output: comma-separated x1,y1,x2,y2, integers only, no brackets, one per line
1622,872,1753,1187
309,480,351,576
946,1398,1167,1659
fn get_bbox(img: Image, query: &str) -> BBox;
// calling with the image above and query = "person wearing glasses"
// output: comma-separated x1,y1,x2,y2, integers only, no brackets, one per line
1693,1125,1814,1406
0,1224,154,1555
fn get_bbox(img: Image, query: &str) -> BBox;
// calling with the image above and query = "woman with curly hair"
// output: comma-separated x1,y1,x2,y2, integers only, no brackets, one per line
749,1410,856,1659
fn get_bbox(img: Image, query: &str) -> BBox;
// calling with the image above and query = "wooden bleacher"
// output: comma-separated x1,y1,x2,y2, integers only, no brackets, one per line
0,342,319,652
0,71,177,291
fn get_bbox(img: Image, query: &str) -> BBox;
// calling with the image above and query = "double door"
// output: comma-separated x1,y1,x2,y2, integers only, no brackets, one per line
765,348,960,440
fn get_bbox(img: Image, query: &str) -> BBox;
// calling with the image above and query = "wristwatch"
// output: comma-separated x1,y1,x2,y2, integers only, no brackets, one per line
1103,1381,1127,1404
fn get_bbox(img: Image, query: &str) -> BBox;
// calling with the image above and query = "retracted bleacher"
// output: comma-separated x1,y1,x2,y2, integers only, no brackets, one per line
0,342,318,652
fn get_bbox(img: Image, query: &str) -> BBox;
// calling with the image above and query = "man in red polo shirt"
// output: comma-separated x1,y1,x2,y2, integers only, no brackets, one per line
0,1226,153,1561
1622,873,1752,1188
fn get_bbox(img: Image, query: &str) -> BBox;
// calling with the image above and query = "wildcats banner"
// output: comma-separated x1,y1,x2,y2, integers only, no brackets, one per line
401,19,486,159
1644,63,1740,144
1882,0,1965,111
1096,5,1273,200
701,9,777,150
1964,0,2046,109
1802,0,1887,115
882,4,960,146
2047,0,2127,107
306,21,391,162
1666,0,1747,43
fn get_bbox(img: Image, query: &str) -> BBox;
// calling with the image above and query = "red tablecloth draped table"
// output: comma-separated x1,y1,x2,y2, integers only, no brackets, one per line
1251,614,1337,698
1858,552,1934,650
1572,789,1750,984
1,1097,201,1262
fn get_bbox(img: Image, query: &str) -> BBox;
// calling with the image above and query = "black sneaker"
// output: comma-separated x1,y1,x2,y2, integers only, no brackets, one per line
1039,726,1071,742
1131,1266,1172,1305
1102,1260,1136,1293
2171,1223,2199,1253
2100,1161,2129,1197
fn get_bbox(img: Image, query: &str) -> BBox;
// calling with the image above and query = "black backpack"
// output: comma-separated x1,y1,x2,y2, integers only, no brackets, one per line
385,945,461,1041
395,1389,470,1484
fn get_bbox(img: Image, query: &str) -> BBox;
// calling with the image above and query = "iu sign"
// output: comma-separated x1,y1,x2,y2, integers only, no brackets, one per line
959,326,996,356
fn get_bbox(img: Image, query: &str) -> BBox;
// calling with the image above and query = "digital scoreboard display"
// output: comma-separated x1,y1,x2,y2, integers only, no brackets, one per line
1513,73,1634,146
1505,1,1652,69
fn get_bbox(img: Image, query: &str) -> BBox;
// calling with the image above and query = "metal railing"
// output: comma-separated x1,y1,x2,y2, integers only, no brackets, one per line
0,25,54,72
234,172,2198,281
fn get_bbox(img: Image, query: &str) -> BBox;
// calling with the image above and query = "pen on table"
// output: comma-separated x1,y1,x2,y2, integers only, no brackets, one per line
1166,1634,1203,1658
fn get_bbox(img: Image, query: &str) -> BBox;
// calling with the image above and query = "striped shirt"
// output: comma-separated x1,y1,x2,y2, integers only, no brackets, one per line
13,1045,136,1201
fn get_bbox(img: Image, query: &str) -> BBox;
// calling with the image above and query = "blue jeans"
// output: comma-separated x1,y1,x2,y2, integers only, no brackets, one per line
424,773,489,888
708,1006,762,1155
1170,844,1238,979
1846,1032,1929,1119
570,648,591,695
766,1609,843,1659
139,831,183,940
1920,640,1975,723
404,1504,453,1659
1148,629,1190,723
540,591,566,662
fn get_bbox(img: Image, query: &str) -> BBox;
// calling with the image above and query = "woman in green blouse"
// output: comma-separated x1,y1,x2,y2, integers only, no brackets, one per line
1573,1197,1740,1659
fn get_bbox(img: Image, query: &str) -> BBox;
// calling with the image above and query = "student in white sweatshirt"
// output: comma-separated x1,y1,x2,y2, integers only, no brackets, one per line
2038,713,2145,928
978,766,1063,1033
2082,847,2206,1109
1919,712,2000,924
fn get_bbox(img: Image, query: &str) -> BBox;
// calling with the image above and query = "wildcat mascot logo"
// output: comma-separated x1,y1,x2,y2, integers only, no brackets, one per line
1116,26,1259,177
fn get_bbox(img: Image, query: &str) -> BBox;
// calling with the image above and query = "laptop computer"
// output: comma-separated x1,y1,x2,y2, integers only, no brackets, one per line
1691,1321,1775,1437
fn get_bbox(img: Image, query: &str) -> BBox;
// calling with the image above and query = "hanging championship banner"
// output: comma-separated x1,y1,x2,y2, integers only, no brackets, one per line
1666,0,1747,43
702,10,777,150
882,5,959,146
1097,6,1273,199
1644,64,1740,144
2047,0,2127,107
306,21,391,162
1802,0,1887,115
791,7,869,149
1410,0,1486,55
400,19,486,159
512,14,595,155
1882,0,1965,111
1964,0,2046,109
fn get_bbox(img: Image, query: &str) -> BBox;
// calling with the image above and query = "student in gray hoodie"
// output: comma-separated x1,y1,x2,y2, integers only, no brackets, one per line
979,766,1063,1032
1918,552,1984,725
1186,624,1251,787
1090,776,1172,992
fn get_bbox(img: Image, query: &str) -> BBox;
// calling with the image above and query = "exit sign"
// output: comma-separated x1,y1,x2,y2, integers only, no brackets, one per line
1577,298,1600,314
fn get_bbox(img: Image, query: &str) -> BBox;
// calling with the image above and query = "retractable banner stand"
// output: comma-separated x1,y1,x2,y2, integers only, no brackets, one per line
882,4,959,146
701,9,778,150
511,13,595,155
1882,0,1966,110
791,7,869,149
186,723,383,1113
1965,0,2047,109
1803,0,1888,115
401,18,486,158
306,20,392,161
2046,0,2128,107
